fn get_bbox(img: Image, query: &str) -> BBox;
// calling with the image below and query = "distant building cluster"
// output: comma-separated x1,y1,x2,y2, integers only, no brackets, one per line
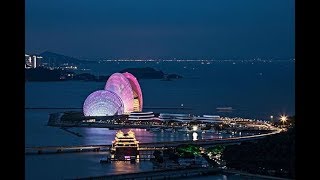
25,54,43,69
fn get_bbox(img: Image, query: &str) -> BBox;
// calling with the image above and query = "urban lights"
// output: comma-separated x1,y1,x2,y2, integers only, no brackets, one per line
192,125,198,131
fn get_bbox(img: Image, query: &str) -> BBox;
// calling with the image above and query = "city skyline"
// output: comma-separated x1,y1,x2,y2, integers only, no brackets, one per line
26,0,294,60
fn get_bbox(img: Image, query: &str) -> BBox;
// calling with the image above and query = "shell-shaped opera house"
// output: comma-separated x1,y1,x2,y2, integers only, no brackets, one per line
83,72,143,116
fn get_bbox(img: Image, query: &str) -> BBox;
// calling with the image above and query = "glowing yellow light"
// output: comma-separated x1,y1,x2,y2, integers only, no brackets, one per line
192,125,198,131
116,130,124,138
280,115,287,122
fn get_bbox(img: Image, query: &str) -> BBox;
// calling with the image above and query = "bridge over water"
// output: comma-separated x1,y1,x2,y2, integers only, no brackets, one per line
25,129,281,155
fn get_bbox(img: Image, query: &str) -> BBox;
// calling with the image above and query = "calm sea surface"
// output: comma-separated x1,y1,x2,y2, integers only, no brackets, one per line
25,61,294,179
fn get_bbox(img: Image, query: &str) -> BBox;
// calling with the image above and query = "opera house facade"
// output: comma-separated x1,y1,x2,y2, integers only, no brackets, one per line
83,72,143,116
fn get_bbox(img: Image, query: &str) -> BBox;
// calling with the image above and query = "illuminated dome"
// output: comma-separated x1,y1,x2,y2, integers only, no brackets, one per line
122,72,143,111
83,72,143,117
83,90,124,116
104,73,135,114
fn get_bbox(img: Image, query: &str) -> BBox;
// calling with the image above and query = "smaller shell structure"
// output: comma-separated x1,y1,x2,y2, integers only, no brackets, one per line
83,90,124,116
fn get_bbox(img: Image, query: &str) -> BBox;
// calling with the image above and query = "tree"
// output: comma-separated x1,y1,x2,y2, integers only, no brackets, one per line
176,144,201,157
207,145,225,156
153,150,161,158
153,150,164,163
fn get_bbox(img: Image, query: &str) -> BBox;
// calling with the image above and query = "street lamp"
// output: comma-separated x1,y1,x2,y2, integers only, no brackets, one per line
280,115,287,125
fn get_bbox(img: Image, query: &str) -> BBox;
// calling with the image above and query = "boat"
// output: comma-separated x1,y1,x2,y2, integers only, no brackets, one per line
110,130,139,161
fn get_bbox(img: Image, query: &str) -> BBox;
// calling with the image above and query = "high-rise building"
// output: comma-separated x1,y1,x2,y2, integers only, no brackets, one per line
25,54,42,68
25,54,32,69
36,56,42,67
32,56,37,68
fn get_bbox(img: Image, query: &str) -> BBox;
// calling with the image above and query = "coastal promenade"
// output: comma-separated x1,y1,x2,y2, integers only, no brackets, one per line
25,129,281,154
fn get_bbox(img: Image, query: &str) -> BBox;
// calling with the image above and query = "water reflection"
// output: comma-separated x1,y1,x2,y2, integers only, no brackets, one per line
78,127,237,145
82,128,117,145
112,161,141,174
193,132,198,141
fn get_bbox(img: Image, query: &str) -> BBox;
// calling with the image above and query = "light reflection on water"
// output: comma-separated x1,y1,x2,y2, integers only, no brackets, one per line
80,127,234,145
193,132,198,141
26,151,154,180
25,109,236,147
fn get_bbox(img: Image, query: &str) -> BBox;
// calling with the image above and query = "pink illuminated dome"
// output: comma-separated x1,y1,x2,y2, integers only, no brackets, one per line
105,73,135,114
83,72,143,116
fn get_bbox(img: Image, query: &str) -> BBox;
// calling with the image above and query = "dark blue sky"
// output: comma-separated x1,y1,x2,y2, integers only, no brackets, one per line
26,0,294,60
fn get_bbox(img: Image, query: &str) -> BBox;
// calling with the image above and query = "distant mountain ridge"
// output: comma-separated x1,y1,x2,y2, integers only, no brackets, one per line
119,67,164,79
39,51,95,66
25,67,183,81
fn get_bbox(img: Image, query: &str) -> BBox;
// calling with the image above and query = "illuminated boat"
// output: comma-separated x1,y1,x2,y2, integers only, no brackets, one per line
110,130,139,160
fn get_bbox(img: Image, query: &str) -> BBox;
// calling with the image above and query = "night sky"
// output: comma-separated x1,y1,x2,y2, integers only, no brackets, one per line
26,0,294,60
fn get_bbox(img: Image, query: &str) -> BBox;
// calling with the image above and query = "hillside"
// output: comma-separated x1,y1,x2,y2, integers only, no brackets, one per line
39,51,95,66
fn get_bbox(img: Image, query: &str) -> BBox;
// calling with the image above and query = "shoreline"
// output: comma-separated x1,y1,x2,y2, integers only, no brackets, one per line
222,169,293,180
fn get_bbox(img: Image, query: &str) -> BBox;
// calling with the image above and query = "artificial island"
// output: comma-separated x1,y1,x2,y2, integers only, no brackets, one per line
48,72,277,134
